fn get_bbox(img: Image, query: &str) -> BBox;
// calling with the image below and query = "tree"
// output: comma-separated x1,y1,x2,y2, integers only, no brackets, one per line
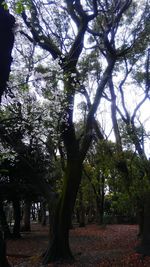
12,0,149,263
108,43,150,253
0,0,15,266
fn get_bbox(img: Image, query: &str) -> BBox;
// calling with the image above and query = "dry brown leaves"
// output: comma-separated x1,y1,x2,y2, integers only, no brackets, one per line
6,223,150,267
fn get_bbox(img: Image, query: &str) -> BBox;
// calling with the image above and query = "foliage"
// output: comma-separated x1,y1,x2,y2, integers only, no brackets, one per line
0,0,150,264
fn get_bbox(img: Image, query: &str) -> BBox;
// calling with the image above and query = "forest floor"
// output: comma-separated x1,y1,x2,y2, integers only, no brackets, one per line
6,223,150,267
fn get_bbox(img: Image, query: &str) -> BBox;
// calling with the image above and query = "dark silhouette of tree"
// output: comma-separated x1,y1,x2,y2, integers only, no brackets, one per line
0,0,15,102
0,1,15,266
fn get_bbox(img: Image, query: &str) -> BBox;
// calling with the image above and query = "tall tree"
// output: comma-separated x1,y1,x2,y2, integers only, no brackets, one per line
15,0,149,263
0,1,15,266
109,46,150,254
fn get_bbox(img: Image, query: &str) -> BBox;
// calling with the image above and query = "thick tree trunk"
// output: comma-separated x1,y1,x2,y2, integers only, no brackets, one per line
12,199,21,238
136,193,150,255
42,158,82,264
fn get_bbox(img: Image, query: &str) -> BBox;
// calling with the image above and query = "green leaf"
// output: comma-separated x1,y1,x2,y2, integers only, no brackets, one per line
14,2,25,14
1,1,8,10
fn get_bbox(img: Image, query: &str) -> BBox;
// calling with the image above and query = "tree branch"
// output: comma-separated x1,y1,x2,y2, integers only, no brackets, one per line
80,58,115,160
22,5,61,59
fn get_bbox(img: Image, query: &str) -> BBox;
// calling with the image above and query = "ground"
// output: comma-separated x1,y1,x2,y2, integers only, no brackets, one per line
6,223,150,266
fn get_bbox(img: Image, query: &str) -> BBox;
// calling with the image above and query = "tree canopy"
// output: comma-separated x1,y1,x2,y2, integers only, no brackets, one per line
0,0,150,265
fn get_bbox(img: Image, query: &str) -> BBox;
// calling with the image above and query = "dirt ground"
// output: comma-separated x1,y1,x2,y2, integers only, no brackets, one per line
6,223,150,267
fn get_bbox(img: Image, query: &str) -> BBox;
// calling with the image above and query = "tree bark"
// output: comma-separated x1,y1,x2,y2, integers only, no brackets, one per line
12,199,21,238
0,1,15,101
96,196,104,225
21,200,31,232
42,157,82,264
78,187,85,227
0,2,15,265
0,230,11,267
0,201,12,239
41,200,47,226
31,203,36,221
136,192,150,255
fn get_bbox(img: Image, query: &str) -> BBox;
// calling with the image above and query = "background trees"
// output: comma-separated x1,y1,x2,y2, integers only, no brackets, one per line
0,0,150,265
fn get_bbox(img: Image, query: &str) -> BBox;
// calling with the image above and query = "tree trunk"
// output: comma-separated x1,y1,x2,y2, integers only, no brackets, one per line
136,193,150,255
41,200,47,226
137,201,144,238
0,3,15,265
0,1,15,102
97,175,105,225
12,199,21,238
37,202,42,223
21,200,31,232
96,198,104,225
78,186,85,227
31,203,36,221
0,201,12,239
0,230,11,267
42,158,82,264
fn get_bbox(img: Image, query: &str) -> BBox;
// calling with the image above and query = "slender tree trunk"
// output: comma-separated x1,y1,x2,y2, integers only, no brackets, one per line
41,200,47,226
137,212,144,238
42,158,82,264
37,203,42,223
78,186,85,227
0,230,11,267
21,200,31,232
97,175,105,225
12,199,21,238
136,200,144,238
136,192,150,255
96,197,104,225
0,201,12,239
31,203,36,221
